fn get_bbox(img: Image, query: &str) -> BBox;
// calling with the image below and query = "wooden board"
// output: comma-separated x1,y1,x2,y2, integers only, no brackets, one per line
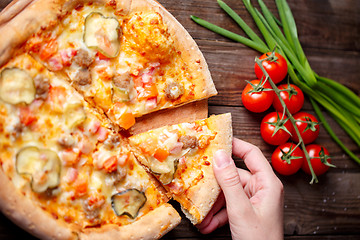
0,0,359,239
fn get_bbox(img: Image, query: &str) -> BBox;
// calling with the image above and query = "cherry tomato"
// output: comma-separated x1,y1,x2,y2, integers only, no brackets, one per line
302,144,333,176
291,112,320,144
271,142,304,175
255,52,288,84
260,112,292,145
241,80,274,113
273,83,304,114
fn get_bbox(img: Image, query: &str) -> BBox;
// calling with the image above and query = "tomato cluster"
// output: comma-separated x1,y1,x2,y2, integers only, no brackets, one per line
242,52,333,177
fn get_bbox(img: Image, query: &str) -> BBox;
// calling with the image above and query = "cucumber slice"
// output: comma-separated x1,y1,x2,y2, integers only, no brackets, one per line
64,102,87,128
111,189,146,219
112,85,130,102
0,68,35,105
84,12,121,58
157,159,179,185
149,149,189,185
16,146,61,193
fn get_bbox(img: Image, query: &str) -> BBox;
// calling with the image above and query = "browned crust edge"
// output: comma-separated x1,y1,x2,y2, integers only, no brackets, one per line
79,203,181,240
177,113,233,224
0,168,77,240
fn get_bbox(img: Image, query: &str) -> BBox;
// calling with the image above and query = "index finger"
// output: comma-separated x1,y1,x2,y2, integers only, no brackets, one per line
232,138,274,176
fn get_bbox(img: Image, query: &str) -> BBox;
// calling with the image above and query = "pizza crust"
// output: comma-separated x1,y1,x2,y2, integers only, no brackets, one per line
175,113,233,224
0,167,78,240
80,203,180,240
131,99,209,135
0,0,224,238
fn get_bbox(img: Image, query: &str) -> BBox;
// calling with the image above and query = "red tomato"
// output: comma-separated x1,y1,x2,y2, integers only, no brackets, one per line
241,80,274,113
273,83,304,114
291,112,320,144
39,39,58,61
302,144,333,176
260,112,292,145
271,142,304,175
19,107,37,126
255,52,288,84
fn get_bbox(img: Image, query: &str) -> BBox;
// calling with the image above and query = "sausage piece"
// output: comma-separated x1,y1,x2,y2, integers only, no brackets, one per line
73,49,94,68
164,81,184,100
112,73,131,90
179,135,198,149
74,68,92,86
34,75,50,100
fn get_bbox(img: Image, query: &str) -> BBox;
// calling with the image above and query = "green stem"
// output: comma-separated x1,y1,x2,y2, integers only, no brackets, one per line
311,98,360,165
315,73,360,108
255,57,318,184
190,15,269,53
217,0,268,49
315,81,360,118
242,0,276,50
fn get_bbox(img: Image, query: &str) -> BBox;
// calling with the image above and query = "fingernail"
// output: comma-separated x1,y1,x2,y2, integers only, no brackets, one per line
214,150,231,169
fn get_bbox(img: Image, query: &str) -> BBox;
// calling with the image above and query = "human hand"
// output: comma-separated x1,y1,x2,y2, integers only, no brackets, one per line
196,138,284,240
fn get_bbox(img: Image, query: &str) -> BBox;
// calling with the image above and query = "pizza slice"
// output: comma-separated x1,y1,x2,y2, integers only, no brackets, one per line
21,0,217,130
128,113,233,224
0,54,180,239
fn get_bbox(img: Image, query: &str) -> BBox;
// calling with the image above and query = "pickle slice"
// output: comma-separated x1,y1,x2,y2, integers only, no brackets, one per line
112,85,130,102
16,146,61,193
0,68,35,105
149,149,189,185
64,102,87,128
111,189,146,219
157,159,179,185
84,12,121,58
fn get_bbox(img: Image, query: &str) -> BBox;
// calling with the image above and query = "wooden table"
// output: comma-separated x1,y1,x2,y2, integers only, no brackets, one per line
0,0,359,239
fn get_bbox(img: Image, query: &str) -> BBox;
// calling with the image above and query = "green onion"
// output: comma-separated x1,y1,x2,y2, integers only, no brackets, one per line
310,98,360,165
190,0,360,170
190,15,269,53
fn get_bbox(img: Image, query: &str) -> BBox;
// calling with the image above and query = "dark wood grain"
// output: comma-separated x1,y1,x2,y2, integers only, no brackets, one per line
0,0,359,239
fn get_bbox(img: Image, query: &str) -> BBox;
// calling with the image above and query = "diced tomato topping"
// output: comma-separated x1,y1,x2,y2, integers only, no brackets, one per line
110,103,135,130
39,39,58,61
61,149,80,166
119,111,136,130
153,148,169,162
19,107,37,126
96,51,110,60
134,71,159,101
49,86,67,106
137,83,158,100
79,137,95,155
145,97,158,110
73,177,88,198
97,126,109,142
103,156,118,173
60,49,77,67
47,55,64,71
88,119,101,134
65,167,78,183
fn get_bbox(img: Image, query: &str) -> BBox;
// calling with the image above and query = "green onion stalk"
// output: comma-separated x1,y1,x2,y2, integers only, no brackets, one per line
190,0,360,170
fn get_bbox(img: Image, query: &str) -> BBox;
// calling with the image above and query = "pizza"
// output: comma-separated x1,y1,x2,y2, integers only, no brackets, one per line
129,113,232,224
0,0,233,239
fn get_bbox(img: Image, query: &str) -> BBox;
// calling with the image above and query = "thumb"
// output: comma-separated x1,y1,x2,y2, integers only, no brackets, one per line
213,150,252,213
